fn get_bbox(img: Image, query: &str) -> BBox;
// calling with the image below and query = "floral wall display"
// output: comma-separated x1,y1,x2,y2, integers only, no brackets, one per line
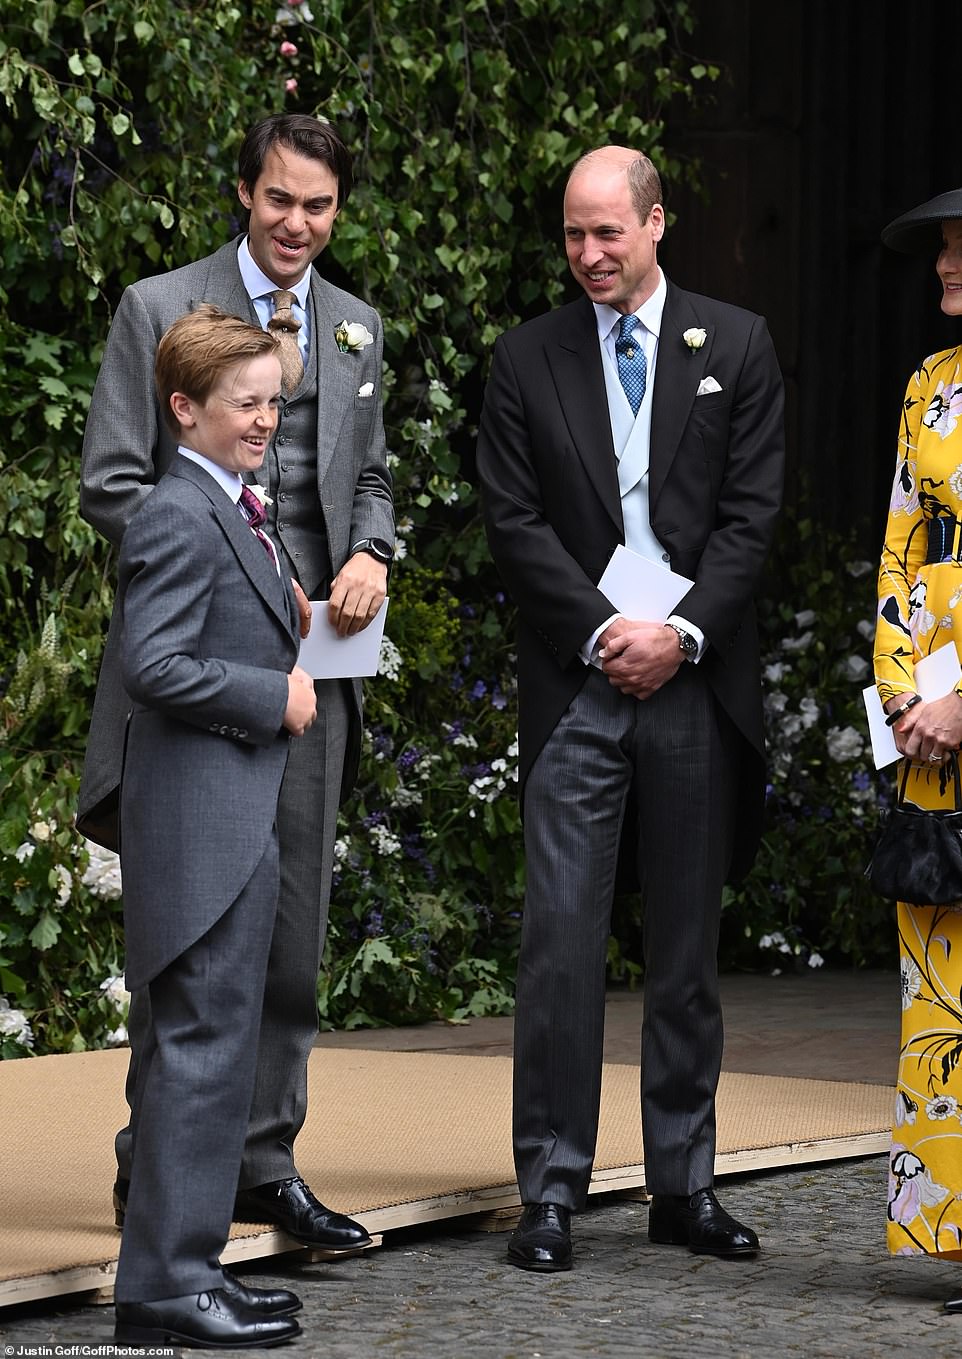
0,1,894,1056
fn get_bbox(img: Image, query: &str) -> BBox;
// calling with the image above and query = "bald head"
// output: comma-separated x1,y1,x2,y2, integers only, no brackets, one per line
568,146,663,227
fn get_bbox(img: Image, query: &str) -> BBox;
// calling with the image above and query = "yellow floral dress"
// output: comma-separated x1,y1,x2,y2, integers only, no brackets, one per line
875,345,962,1258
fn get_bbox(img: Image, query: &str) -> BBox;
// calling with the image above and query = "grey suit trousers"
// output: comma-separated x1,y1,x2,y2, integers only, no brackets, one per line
116,677,349,1188
115,836,279,1301
513,663,737,1209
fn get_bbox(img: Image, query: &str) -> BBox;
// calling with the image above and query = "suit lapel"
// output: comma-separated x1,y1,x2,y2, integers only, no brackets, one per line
309,274,362,488
546,297,623,534
169,457,295,640
649,282,713,511
189,238,259,324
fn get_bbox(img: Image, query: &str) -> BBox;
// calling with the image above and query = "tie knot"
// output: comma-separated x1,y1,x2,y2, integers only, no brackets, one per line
616,314,638,348
240,485,267,529
269,290,301,334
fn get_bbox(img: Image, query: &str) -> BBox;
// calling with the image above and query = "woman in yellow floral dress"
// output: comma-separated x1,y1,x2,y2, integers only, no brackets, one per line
875,189,962,1305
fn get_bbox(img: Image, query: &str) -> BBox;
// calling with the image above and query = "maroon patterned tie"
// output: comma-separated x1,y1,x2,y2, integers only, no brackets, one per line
239,486,275,561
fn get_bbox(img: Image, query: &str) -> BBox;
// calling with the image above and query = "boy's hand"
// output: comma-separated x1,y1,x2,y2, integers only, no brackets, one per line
284,665,317,736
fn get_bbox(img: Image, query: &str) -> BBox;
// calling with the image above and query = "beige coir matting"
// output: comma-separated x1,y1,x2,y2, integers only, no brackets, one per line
0,1047,893,1306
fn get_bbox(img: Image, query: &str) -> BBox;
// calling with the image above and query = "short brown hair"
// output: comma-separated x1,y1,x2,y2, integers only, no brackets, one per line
568,147,663,225
155,305,280,434
238,113,353,210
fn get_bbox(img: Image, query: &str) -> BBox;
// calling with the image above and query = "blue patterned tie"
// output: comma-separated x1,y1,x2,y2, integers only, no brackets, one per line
615,314,647,416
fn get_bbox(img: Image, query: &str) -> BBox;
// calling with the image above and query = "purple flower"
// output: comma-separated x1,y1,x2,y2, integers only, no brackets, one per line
491,685,508,710
470,680,487,700
396,746,422,771
365,910,384,937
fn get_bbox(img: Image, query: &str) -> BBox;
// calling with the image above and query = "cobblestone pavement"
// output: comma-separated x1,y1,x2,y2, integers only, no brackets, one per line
3,1156,962,1359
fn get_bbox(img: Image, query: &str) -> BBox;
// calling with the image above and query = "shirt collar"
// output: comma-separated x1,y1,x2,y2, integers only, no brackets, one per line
178,445,244,503
238,236,312,309
593,267,668,342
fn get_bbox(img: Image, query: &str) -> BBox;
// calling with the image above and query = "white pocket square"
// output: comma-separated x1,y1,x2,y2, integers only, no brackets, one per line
697,376,722,395
357,382,375,398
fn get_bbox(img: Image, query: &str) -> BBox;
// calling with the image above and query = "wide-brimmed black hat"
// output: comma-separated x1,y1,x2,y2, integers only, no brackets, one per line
882,188,962,254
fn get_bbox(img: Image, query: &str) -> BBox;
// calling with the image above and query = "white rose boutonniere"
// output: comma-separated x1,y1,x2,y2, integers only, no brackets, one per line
683,327,707,352
335,319,375,353
249,484,273,507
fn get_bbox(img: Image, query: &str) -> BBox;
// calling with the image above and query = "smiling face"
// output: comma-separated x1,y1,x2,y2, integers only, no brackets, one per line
563,160,665,315
171,353,283,476
937,220,962,317
238,143,340,288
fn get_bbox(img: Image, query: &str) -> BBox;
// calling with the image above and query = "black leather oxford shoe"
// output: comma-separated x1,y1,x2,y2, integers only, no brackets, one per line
507,1202,573,1272
234,1175,373,1251
220,1268,301,1316
648,1187,759,1257
114,1287,301,1348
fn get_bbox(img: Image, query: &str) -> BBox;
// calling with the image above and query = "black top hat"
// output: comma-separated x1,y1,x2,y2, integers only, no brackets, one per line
882,188,962,254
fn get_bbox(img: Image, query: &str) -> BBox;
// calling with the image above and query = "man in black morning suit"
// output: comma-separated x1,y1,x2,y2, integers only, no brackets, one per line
477,146,784,1270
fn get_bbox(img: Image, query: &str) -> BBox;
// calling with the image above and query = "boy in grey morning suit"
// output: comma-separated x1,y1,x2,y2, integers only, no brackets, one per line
112,307,313,1347
78,114,394,1250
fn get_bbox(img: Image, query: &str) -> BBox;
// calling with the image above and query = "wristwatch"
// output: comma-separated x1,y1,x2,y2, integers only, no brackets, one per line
666,622,698,660
349,537,393,564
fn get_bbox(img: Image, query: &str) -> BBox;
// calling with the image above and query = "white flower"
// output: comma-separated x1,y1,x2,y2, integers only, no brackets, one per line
81,839,123,900
794,609,817,629
826,725,864,762
248,484,273,507
900,956,922,1010
335,319,374,352
30,820,53,842
357,381,375,398
764,662,788,683
895,1091,918,1127
14,842,35,863
926,1094,959,1121
377,635,402,681
100,974,130,1011
0,997,34,1049
54,864,72,906
393,538,408,560
807,951,824,968
846,560,874,579
390,784,423,809
781,631,813,654
333,837,350,863
106,1025,128,1046
396,516,414,537
683,327,707,351
856,619,876,641
369,824,401,856
840,654,870,682
798,696,820,729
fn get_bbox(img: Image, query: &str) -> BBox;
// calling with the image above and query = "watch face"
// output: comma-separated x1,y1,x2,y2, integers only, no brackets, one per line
369,537,393,562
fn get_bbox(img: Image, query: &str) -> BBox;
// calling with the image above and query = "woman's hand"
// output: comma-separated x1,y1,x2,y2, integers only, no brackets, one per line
890,690,962,763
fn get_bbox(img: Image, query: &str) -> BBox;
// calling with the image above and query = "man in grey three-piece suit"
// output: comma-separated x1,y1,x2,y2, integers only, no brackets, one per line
477,146,784,1271
79,113,394,1251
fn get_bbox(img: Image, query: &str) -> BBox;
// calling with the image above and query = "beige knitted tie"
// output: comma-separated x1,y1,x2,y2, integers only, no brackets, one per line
267,289,305,396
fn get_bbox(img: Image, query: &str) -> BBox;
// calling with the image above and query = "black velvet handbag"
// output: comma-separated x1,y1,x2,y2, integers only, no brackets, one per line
866,755,962,905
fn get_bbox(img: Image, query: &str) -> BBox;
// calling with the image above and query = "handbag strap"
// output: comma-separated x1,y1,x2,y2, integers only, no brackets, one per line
898,751,962,811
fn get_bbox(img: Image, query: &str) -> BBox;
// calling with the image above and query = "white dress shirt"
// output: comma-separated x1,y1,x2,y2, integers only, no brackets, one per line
580,269,705,667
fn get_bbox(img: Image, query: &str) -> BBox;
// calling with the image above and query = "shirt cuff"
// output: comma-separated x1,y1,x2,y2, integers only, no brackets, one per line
667,614,706,663
580,613,621,668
